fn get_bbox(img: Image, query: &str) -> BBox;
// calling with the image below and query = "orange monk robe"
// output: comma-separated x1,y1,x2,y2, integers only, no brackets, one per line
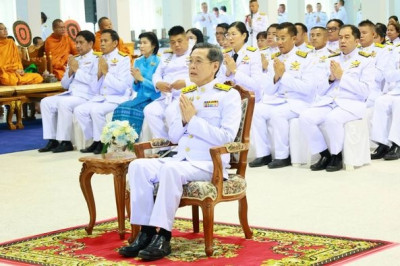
0,39,43,86
93,30,132,56
45,33,78,80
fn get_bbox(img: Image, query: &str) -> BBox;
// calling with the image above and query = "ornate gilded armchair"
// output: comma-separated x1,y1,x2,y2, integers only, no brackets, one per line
126,84,255,256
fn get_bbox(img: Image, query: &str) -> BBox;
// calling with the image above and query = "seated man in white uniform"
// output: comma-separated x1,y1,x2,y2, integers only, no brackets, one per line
143,26,191,156
249,22,316,168
38,30,99,153
370,42,400,160
294,23,314,52
118,43,241,260
75,29,132,154
299,25,375,172
326,19,343,54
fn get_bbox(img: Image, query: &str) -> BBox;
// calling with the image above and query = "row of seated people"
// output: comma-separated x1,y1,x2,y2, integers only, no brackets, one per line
32,19,400,174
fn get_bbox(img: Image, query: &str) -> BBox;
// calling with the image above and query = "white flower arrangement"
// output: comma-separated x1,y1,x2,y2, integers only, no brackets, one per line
100,120,139,154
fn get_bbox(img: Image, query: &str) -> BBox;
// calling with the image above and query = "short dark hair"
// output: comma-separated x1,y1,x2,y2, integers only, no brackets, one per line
33,36,42,45
375,23,387,43
212,7,219,12
52,19,63,29
138,32,159,55
191,42,223,77
279,3,286,10
41,12,47,23
327,19,344,28
76,30,95,44
250,0,258,3
340,24,360,39
168,25,185,37
98,17,109,27
101,29,120,43
220,5,227,12
186,28,204,44
277,22,297,37
294,22,308,33
216,23,229,31
229,21,249,43
389,15,399,22
310,26,327,32
339,0,345,5
358,19,375,28
267,23,279,33
256,31,268,39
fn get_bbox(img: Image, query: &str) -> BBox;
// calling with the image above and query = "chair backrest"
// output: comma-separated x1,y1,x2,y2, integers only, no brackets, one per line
230,85,255,176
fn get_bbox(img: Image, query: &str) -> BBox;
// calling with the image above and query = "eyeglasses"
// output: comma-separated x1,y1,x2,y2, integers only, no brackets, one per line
326,27,339,33
186,57,213,67
0,27,7,31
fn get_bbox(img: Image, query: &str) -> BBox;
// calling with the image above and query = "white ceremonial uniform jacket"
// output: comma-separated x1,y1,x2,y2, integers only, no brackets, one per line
166,80,241,176
326,40,340,54
223,45,264,102
262,47,316,114
305,12,316,31
296,42,314,53
245,11,269,46
152,48,191,100
383,45,400,95
358,43,390,102
91,48,132,104
259,46,280,73
309,46,335,96
313,48,375,118
60,50,99,100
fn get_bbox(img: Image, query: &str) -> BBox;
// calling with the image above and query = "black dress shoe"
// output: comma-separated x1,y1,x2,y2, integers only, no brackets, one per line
268,157,291,169
310,155,331,171
383,144,400,160
326,154,343,172
80,141,100,153
93,142,104,154
371,144,390,160
52,141,74,153
249,155,272,168
138,235,171,261
38,139,59,152
118,232,153,258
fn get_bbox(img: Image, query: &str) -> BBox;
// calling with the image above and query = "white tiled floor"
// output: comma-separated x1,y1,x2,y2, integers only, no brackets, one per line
1,148,400,265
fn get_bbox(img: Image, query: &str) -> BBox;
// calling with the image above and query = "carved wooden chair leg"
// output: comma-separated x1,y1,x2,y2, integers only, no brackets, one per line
125,190,131,219
201,201,215,257
129,224,141,244
192,205,200,233
239,196,253,239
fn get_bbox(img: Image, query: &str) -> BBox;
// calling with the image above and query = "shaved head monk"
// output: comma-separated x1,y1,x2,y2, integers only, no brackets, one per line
93,17,131,56
44,19,78,80
0,23,43,85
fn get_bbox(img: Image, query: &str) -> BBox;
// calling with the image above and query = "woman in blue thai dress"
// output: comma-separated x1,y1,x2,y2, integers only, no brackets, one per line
112,32,160,136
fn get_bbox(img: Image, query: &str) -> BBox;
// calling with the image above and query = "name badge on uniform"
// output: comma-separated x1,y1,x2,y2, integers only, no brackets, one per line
204,100,219,107
111,58,118,66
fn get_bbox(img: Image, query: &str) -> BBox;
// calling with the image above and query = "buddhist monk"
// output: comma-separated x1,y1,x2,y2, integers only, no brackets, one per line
93,17,132,56
0,23,43,85
44,19,78,80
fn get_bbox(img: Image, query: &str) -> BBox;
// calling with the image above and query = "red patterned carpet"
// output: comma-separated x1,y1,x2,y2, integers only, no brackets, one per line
0,218,396,265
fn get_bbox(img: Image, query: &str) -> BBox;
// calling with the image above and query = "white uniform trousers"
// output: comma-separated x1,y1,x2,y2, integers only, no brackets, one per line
251,102,297,159
74,101,118,141
371,94,400,146
299,105,359,155
143,99,169,140
128,158,211,231
40,95,87,141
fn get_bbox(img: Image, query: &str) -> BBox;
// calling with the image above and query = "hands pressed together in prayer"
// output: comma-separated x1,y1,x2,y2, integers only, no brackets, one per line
68,55,79,76
131,67,144,82
98,57,108,79
156,80,186,92
261,54,269,71
224,54,237,76
329,60,343,81
273,58,285,83
180,94,197,126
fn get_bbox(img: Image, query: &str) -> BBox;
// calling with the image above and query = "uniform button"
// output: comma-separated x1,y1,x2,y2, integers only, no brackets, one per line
185,147,190,152
196,96,201,100
188,134,193,138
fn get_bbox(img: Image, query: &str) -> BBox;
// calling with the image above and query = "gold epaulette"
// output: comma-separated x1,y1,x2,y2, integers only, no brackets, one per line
328,52,340,58
246,46,257,52
271,52,281,59
259,12,266,16
356,44,362,48
93,51,102,57
181,84,197,94
386,41,393,46
306,44,314,49
222,48,232,53
375,43,385,48
359,51,371,57
260,46,269,51
163,49,173,54
118,51,128,57
296,50,308,58
214,83,232,91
